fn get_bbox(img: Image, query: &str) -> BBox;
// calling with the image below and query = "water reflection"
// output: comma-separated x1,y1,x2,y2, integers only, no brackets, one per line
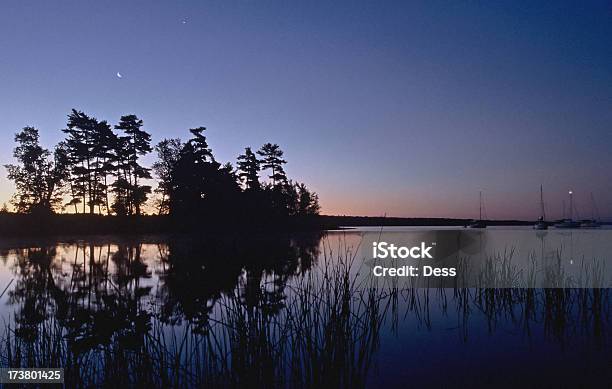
0,231,609,387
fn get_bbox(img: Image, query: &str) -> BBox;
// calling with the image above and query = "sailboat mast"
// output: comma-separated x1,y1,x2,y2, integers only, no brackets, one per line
540,185,545,220
479,191,482,221
590,192,597,221
568,191,573,220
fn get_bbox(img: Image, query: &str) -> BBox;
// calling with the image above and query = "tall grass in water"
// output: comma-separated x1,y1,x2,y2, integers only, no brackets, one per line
196,244,387,388
469,247,608,288
0,240,608,388
0,243,389,388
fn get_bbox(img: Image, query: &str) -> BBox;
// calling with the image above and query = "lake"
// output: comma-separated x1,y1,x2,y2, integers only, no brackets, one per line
0,227,609,387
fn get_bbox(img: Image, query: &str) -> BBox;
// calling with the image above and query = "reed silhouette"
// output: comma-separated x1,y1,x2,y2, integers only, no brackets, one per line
0,236,608,388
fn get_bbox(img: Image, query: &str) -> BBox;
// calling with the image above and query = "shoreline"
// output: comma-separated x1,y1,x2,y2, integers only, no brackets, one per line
0,213,603,238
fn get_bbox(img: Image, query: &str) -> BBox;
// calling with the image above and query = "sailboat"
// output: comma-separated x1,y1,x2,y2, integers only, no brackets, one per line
534,185,548,230
581,193,601,228
468,191,487,229
555,190,580,229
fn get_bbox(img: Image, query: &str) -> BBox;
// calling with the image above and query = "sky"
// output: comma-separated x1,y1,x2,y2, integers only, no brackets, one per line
1,1,611,220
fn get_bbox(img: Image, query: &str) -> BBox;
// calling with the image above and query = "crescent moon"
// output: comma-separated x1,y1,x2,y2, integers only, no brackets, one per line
116,72,123,78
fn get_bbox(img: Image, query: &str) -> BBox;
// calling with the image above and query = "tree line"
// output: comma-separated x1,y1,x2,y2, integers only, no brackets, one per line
4,109,320,226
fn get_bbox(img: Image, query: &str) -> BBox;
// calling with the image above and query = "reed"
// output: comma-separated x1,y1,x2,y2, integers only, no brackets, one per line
0,239,608,388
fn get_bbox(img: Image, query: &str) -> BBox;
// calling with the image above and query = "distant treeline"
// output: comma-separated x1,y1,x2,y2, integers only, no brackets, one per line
320,216,536,227
3,109,320,230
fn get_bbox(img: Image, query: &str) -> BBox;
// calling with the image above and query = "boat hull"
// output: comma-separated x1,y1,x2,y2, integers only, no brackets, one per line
580,221,601,229
554,220,581,229
534,222,548,230
468,221,487,229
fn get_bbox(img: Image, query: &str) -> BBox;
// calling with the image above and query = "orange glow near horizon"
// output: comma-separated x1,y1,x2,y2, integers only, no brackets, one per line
0,176,609,221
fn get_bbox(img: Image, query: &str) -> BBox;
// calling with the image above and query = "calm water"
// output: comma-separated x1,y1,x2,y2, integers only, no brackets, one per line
351,226,612,288
0,227,609,387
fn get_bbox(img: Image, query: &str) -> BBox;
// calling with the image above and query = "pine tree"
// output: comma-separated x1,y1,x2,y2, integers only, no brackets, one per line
152,138,183,215
169,128,213,216
296,183,320,215
169,127,242,220
92,120,118,214
111,135,131,216
114,115,152,215
257,143,287,186
187,127,214,164
236,147,261,190
62,110,108,214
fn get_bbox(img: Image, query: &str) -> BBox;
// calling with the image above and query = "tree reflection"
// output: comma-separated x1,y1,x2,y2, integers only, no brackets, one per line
157,233,323,330
0,235,608,388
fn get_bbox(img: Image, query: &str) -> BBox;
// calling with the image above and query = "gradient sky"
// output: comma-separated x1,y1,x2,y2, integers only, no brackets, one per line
1,1,611,219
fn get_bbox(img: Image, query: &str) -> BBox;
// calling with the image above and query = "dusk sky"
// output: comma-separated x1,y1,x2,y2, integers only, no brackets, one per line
1,1,611,219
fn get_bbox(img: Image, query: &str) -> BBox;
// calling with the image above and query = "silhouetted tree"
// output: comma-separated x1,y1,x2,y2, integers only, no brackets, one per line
170,128,213,217
169,127,241,224
187,127,214,163
111,135,132,216
93,120,119,214
237,147,261,191
206,162,241,211
296,183,320,215
170,128,211,216
152,138,183,215
257,143,287,187
273,181,297,217
62,110,112,214
221,162,240,186
5,114,322,229
4,127,69,213
113,115,152,215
